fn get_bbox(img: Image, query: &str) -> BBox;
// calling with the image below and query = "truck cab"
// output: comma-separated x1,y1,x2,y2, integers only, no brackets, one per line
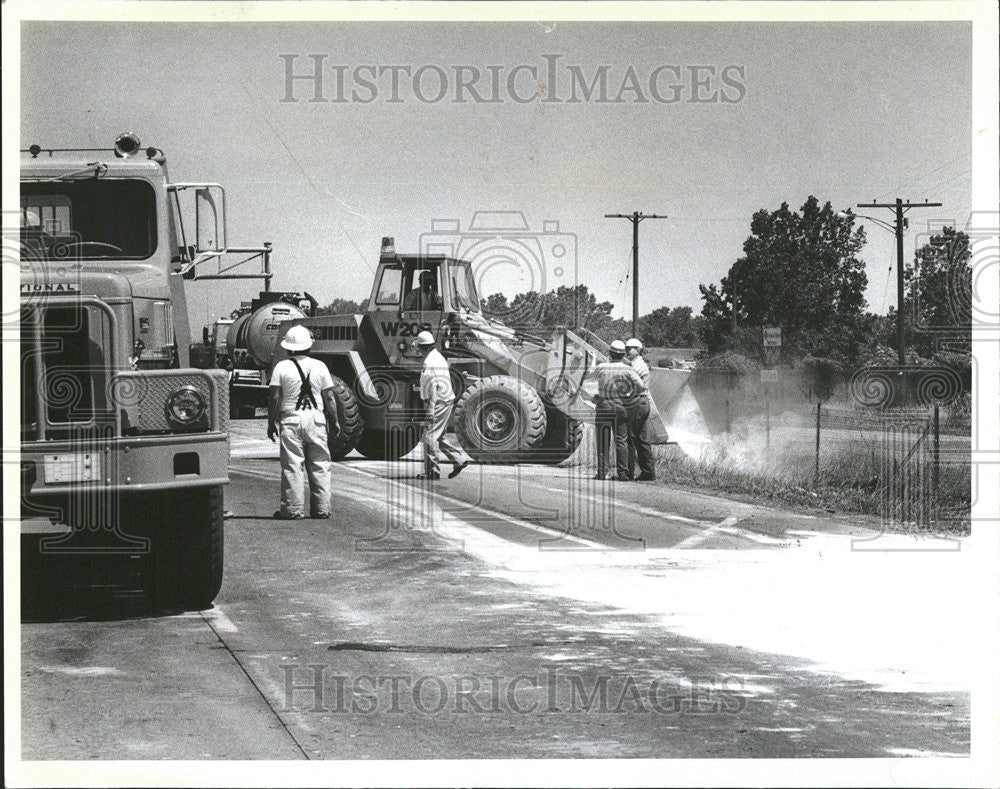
19,134,271,610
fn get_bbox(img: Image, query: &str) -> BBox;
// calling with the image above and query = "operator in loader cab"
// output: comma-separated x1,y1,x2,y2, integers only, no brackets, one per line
403,270,443,312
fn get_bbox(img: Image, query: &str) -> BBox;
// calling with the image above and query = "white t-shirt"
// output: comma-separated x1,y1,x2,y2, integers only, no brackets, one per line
630,355,650,384
269,355,335,415
420,348,455,403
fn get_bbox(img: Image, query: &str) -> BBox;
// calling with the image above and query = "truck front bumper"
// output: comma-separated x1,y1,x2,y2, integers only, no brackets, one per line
21,431,229,498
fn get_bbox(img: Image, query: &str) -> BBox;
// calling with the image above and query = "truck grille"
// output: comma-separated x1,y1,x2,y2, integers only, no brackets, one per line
21,299,229,440
21,301,115,441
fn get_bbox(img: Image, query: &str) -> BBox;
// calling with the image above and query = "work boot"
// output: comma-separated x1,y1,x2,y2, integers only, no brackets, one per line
448,461,469,479
637,473,656,481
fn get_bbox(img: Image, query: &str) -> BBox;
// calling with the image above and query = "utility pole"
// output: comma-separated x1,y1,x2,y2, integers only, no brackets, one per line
604,211,668,337
855,199,941,366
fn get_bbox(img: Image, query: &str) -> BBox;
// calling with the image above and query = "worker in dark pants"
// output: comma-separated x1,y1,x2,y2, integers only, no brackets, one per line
593,340,645,481
625,338,656,481
625,391,656,481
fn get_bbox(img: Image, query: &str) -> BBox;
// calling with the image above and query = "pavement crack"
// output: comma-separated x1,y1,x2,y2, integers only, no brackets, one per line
327,640,559,654
201,610,311,760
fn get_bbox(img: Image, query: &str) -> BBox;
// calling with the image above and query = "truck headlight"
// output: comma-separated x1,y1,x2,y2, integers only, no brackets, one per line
165,386,207,426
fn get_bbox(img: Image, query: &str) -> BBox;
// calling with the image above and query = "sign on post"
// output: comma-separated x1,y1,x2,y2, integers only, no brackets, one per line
763,327,782,347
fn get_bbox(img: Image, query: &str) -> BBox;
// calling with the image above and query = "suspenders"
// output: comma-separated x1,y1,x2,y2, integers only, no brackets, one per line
289,357,319,411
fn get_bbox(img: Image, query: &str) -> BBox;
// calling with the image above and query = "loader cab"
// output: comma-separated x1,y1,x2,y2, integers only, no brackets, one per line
367,238,483,365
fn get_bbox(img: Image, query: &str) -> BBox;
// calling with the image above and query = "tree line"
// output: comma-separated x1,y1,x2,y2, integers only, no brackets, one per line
319,195,972,382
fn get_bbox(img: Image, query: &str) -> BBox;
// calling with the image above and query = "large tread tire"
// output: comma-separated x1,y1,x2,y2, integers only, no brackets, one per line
453,375,547,464
144,486,224,611
535,406,584,465
326,375,364,459
354,425,421,461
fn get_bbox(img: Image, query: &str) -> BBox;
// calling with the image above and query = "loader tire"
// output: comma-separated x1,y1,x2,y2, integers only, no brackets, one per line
454,376,547,463
326,375,364,459
535,406,584,465
354,425,421,461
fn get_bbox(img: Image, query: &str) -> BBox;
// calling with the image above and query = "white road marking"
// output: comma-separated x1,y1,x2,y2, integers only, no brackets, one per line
36,666,123,677
232,464,784,549
231,464,602,548
543,486,705,524
203,606,239,634
673,517,740,549
340,464,605,548
543,482,789,546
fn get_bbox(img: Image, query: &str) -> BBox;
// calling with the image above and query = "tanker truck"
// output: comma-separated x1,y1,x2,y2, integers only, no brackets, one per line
216,291,317,418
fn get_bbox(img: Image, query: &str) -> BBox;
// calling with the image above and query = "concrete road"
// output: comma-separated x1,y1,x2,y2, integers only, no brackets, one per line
20,429,970,760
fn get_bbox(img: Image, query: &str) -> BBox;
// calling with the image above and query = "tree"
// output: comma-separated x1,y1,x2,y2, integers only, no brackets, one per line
316,297,364,316
639,305,702,347
698,196,869,364
481,285,616,336
905,227,971,355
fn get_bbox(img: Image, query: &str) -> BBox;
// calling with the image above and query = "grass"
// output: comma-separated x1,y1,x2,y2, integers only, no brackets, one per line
652,430,971,535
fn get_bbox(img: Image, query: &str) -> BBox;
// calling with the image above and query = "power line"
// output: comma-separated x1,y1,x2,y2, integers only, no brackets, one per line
604,211,668,337
855,198,942,364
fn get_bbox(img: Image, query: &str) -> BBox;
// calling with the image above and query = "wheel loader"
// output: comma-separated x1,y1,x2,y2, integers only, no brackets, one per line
273,237,659,463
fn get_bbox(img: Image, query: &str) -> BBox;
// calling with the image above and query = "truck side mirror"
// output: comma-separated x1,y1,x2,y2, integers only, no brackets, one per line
195,186,226,253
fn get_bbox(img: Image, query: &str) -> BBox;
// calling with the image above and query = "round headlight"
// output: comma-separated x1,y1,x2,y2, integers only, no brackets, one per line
165,385,207,426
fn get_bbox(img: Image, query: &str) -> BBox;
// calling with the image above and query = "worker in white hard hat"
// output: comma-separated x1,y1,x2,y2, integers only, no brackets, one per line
624,337,655,481
592,339,647,480
625,338,649,384
267,324,341,519
415,330,470,480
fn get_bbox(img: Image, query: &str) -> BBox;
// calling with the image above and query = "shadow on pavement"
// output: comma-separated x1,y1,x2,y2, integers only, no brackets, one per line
20,535,212,623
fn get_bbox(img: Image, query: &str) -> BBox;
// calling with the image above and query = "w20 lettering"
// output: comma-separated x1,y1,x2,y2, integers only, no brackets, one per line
381,321,432,338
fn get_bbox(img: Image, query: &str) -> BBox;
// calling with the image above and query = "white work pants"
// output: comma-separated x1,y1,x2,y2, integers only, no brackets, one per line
422,399,469,476
279,410,331,517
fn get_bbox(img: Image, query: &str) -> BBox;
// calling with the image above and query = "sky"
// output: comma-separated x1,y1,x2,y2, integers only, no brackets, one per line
20,19,972,328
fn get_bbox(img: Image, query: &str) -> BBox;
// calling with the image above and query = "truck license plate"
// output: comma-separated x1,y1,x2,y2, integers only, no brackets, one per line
43,453,101,484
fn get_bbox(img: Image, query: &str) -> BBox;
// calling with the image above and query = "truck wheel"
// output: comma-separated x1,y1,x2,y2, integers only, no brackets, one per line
230,394,256,420
354,425,420,461
535,406,584,464
454,376,547,463
326,375,364,459
143,486,224,611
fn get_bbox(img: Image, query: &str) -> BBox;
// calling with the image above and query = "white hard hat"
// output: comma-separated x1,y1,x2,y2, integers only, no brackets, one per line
609,340,627,354
415,330,436,345
280,324,314,352
626,338,643,349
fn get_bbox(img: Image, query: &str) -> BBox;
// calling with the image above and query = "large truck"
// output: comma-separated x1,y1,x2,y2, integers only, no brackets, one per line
18,133,271,610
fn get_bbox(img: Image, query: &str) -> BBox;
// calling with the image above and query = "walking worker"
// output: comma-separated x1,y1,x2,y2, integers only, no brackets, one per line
416,331,470,480
625,338,656,481
593,339,647,480
267,325,340,519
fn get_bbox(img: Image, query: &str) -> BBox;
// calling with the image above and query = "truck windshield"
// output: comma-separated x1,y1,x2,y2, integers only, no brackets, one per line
448,261,480,312
20,180,157,260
